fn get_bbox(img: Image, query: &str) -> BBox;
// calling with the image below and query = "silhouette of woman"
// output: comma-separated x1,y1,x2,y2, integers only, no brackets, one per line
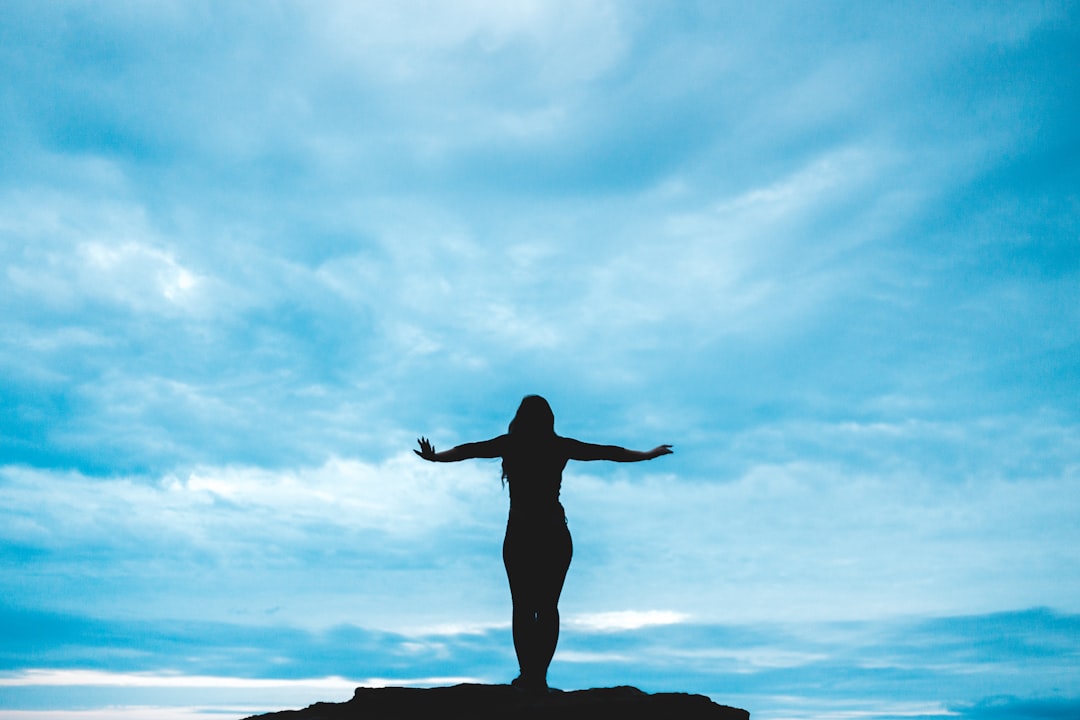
415,395,672,692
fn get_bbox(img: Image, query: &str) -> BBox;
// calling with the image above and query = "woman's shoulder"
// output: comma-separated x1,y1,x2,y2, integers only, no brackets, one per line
503,434,571,456
555,435,584,459
454,434,509,459
487,434,510,452
555,435,585,451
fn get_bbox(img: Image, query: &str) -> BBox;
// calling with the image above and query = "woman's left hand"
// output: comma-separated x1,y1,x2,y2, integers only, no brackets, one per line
415,437,438,461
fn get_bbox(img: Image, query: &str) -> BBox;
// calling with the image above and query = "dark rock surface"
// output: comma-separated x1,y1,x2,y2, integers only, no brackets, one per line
243,683,749,720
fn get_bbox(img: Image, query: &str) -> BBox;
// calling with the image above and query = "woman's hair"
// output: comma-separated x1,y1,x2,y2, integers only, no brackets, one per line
508,395,556,437
502,395,556,484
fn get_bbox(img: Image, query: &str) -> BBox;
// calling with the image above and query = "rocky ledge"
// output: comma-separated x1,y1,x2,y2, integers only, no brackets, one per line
244,683,749,720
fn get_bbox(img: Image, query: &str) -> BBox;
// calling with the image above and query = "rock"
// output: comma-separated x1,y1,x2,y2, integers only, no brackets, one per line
244,683,749,720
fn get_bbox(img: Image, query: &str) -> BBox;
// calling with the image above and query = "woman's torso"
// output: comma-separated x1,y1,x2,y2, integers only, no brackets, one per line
501,434,571,519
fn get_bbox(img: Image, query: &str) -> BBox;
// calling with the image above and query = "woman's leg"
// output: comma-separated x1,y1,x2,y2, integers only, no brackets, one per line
503,518,572,688
503,526,536,683
530,520,571,683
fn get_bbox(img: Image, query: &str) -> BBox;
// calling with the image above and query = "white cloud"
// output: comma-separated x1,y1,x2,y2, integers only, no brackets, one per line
0,670,356,689
77,241,203,307
0,669,480,691
1,452,504,558
567,610,690,632
1,189,210,317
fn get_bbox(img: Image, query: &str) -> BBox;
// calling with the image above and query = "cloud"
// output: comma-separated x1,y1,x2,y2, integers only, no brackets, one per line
4,427,1078,632
0,710,225,720
567,610,690,633
313,1,626,89
1,2,1078,717
953,696,1080,720
3,0,1076,475
6,607,1077,719
0,670,357,689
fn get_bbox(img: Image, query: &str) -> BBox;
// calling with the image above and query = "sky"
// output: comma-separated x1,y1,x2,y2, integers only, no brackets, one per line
1,1,1078,718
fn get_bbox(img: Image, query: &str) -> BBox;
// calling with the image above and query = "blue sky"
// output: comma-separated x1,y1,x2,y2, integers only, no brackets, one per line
1,1,1078,718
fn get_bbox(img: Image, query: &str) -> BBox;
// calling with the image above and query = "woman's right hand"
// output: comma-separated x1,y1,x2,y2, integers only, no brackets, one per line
648,444,673,459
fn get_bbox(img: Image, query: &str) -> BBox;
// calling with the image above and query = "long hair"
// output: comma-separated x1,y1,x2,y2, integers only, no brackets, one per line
501,395,556,485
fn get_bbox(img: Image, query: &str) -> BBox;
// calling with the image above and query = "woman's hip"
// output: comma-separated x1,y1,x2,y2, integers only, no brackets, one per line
502,513,572,567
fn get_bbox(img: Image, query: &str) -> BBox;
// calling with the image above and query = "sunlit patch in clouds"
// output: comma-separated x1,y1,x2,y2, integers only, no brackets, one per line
567,610,690,632
1,453,505,556
78,241,202,307
173,453,502,537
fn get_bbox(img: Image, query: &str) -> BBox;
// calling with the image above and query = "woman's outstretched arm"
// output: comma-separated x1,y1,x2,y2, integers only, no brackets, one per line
565,438,673,462
415,435,505,462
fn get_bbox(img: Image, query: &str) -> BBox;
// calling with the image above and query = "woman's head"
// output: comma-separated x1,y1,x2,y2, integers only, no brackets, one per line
503,395,556,485
508,395,555,437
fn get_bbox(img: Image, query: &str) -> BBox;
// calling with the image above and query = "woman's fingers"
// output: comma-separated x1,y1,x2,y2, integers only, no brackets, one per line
415,437,436,459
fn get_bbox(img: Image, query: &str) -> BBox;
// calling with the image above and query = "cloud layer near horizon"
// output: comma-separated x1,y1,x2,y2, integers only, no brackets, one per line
2,606,1077,720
